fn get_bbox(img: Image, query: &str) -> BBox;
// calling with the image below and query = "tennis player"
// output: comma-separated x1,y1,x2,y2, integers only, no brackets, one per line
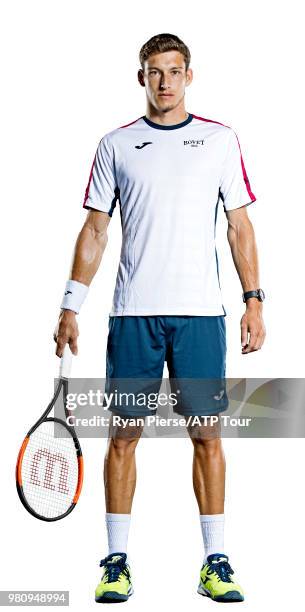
54,33,266,603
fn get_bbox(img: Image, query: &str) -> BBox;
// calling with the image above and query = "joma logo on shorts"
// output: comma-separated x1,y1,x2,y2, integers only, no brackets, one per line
184,139,205,147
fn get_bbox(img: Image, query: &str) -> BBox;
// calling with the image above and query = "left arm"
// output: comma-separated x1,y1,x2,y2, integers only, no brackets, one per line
226,206,266,354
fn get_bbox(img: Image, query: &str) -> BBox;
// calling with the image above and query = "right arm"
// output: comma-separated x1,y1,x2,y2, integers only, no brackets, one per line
54,209,111,357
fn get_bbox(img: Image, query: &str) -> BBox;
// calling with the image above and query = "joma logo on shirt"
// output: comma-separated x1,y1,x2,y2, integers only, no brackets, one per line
184,139,205,147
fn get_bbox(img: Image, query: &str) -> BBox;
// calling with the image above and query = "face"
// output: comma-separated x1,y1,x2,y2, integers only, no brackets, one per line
138,50,193,113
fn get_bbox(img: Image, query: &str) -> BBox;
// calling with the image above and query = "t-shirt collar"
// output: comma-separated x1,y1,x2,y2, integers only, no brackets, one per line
142,113,193,130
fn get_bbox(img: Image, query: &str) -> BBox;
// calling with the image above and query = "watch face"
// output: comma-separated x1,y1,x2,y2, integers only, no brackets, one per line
258,288,265,301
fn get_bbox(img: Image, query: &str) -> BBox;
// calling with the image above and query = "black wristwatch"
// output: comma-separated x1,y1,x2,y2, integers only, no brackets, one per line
242,288,265,303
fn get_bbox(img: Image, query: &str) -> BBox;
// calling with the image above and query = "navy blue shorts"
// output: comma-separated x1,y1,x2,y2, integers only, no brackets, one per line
104,315,228,417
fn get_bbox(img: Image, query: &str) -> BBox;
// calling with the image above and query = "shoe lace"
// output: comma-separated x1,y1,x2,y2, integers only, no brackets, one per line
208,560,234,583
99,555,130,584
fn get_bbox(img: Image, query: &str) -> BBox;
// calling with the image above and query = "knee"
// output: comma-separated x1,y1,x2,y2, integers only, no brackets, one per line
107,435,140,458
193,436,222,458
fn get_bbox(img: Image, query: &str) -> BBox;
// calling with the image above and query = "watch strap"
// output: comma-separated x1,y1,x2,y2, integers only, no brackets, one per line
243,289,265,303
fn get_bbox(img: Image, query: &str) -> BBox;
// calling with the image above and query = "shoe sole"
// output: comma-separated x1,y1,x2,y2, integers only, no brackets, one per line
197,583,244,602
95,588,134,603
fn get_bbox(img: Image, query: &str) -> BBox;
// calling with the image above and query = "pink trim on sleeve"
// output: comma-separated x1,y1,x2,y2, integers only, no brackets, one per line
82,155,96,208
193,114,256,201
233,132,256,201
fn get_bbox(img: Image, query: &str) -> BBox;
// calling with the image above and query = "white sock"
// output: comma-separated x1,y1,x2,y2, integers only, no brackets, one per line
105,513,131,561
200,513,225,564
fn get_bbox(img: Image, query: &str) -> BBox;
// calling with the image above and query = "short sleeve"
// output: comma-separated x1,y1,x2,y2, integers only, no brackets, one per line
82,136,119,216
219,129,256,211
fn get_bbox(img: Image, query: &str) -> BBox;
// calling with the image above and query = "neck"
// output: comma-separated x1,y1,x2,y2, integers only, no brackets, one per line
145,102,188,126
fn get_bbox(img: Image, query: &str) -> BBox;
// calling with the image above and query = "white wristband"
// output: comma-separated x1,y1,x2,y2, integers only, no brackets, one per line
60,279,89,314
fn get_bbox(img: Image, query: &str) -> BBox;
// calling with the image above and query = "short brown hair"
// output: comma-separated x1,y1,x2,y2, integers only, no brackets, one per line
139,33,191,71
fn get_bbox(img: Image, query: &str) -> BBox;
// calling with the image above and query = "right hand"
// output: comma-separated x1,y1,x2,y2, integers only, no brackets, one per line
53,309,79,357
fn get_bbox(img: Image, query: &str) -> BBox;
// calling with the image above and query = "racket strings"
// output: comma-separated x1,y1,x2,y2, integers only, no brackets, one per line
21,421,79,519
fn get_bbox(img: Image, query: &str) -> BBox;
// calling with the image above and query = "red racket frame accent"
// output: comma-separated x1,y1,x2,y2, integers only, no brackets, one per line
16,436,29,486
73,455,84,503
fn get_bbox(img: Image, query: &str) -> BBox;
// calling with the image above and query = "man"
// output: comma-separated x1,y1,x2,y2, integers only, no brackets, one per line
54,33,266,603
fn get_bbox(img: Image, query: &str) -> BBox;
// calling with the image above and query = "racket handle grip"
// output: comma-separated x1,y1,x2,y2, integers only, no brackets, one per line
59,344,73,378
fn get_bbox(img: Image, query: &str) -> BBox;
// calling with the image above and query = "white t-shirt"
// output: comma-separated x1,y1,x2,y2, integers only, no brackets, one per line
83,112,256,316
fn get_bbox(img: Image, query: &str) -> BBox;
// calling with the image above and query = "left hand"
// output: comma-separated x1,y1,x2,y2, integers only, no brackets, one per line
241,302,266,354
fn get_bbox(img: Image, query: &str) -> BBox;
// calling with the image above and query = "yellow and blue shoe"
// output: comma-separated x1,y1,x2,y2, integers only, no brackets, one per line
197,553,244,602
95,552,133,603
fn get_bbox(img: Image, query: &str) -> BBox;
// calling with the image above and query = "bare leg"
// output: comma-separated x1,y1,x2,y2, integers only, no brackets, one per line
187,416,225,514
104,415,144,513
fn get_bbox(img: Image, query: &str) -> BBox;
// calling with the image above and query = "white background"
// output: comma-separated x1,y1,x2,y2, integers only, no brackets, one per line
1,0,304,609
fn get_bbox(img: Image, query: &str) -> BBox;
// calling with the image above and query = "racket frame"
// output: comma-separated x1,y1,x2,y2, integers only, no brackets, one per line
16,376,84,522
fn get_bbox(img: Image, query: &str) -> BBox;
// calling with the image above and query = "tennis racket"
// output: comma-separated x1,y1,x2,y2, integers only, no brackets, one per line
16,345,84,521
